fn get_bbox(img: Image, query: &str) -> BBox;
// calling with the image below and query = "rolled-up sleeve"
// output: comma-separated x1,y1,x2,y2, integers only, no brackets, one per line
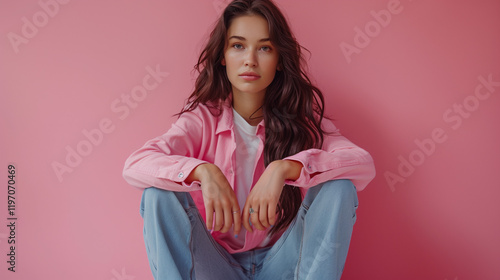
122,110,208,191
283,118,376,191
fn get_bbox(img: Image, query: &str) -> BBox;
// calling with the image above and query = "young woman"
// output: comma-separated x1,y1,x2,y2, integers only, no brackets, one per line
123,0,375,279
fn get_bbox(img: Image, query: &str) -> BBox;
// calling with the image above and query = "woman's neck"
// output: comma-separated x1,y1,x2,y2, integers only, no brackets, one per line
232,90,265,126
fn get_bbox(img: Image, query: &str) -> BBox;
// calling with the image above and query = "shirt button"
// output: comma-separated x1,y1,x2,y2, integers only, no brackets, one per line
229,169,233,174
178,172,184,178
308,164,312,169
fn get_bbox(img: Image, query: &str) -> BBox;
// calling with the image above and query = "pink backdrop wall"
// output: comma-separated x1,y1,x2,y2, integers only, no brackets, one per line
1,0,499,279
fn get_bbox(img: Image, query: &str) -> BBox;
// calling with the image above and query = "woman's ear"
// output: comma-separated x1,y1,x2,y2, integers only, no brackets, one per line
221,58,226,66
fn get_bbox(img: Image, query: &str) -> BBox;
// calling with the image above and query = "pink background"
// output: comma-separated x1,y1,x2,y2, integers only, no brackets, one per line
1,0,499,279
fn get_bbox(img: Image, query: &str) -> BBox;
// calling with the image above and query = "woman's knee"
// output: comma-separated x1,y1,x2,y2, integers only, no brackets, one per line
304,180,358,210
141,187,196,216
142,187,173,205
320,179,357,200
140,187,178,217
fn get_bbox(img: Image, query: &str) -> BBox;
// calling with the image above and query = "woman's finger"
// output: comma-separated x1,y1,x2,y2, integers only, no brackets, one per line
268,202,277,227
242,204,252,232
221,201,233,233
259,203,270,228
214,204,224,232
205,203,214,231
250,206,265,231
229,196,241,237
233,208,242,237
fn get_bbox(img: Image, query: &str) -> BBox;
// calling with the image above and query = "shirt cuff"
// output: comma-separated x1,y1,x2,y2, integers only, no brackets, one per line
166,159,207,188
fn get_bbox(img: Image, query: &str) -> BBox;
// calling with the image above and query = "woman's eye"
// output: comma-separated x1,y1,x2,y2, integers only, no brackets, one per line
260,46,271,52
233,44,243,49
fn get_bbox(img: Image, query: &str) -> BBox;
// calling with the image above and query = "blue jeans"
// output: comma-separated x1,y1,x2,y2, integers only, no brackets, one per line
140,180,359,280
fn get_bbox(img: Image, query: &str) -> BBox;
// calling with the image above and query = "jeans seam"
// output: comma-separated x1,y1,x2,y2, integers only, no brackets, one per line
263,202,308,269
192,210,244,272
294,206,308,279
301,201,310,211
262,216,297,264
189,223,195,280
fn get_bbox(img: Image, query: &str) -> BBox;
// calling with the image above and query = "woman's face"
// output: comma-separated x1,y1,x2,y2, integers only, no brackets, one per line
223,14,279,98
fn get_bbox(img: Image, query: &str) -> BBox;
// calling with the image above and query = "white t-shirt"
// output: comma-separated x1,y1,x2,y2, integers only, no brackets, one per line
232,108,260,209
231,108,261,247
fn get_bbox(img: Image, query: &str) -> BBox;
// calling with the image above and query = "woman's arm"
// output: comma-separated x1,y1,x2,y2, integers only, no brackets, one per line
123,105,241,235
283,118,376,191
122,109,208,192
241,119,375,232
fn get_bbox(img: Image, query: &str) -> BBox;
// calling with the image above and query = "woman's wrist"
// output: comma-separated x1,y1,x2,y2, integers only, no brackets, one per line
186,163,211,184
270,160,303,181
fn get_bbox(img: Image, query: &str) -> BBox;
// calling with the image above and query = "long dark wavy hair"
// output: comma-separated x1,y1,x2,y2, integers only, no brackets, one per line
180,0,326,236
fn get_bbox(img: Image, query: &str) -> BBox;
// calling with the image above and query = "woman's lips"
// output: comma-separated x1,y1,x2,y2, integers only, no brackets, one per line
239,72,261,81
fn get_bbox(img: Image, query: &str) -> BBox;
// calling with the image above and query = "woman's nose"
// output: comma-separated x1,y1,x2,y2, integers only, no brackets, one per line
244,51,258,67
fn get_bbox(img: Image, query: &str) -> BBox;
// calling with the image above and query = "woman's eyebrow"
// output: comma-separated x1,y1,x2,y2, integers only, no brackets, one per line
228,35,270,42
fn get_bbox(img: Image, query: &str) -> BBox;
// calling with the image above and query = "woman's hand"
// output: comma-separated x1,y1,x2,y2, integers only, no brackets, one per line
242,160,303,232
187,163,241,235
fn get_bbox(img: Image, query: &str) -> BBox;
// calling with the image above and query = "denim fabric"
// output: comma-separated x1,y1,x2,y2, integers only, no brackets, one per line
140,179,358,280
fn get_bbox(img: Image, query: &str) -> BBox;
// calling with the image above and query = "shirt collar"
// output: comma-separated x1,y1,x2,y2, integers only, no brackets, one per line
215,95,265,135
215,98,234,135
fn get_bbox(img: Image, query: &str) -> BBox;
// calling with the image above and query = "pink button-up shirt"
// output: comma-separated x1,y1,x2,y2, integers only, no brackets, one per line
123,99,376,254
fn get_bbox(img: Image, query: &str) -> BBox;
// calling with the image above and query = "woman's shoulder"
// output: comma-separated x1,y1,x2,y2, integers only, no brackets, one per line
181,99,229,118
317,114,340,135
177,99,232,130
